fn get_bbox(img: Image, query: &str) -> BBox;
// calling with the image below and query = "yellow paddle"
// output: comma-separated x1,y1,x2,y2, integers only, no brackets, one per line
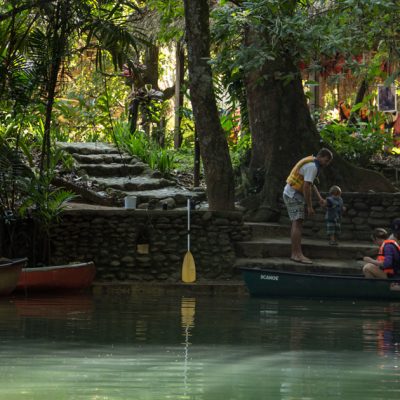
182,198,196,283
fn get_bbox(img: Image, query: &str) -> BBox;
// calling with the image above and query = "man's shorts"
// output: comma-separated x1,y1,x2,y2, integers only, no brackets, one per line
283,193,305,221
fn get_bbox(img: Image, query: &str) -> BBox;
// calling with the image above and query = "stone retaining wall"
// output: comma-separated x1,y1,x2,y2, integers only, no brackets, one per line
51,209,251,282
279,192,400,241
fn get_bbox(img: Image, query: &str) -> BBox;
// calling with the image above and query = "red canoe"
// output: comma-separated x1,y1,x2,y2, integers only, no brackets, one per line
0,258,28,295
16,261,96,291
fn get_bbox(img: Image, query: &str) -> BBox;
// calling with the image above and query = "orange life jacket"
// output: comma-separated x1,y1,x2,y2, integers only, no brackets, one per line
338,101,350,120
286,156,316,192
377,239,400,275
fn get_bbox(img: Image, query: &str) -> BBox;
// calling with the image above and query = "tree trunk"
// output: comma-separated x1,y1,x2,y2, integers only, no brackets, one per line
183,0,235,210
40,0,68,176
194,126,200,187
143,42,175,101
174,41,185,149
243,30,395,222
348,79,368,125
143,44,159,89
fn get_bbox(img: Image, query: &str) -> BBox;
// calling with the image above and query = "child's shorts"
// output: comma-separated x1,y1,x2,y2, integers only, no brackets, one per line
326,220,341,235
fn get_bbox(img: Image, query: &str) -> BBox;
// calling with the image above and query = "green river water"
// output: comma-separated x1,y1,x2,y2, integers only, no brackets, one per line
0,293,399,399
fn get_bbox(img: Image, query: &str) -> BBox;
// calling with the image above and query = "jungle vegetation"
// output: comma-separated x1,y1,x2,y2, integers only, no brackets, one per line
1,0,400,221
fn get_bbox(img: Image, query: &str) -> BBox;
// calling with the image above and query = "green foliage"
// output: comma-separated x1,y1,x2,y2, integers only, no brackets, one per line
147,0,184,43
112,121,176,174
320,120,393,167
53,70,128,142
173,146,197,174
19,149,76,233
230,133,252,170
148,147,175,174
0,138,33,217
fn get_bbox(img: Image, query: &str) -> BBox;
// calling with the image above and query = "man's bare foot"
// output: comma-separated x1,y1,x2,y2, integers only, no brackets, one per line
290,256,313,264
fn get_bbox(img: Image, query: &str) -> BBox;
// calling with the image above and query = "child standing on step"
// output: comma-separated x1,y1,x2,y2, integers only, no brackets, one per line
325,185,346,245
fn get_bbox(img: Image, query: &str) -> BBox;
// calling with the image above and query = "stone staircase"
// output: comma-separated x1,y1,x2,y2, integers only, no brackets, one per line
234,222,377,275
58,142,205,209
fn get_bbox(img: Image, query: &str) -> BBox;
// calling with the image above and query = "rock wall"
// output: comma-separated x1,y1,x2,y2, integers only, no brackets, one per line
51,209,251,282
279,192,400,241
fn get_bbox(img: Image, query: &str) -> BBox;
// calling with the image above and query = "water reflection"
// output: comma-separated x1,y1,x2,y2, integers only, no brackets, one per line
181,297,195,397
0,295,399,399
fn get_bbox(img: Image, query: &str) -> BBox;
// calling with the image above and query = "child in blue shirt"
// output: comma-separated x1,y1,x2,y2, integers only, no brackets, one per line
325,185,346,245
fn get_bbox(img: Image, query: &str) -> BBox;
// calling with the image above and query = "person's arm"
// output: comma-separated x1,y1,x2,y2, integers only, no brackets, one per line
301,163,318,214
303,181,314,215
313,184,326,207
363,256,383,266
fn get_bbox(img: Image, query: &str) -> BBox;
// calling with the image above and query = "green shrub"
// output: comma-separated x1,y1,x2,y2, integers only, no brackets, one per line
230,133,251,170
148,148,176,174
319,121,393,167
112,121,175,174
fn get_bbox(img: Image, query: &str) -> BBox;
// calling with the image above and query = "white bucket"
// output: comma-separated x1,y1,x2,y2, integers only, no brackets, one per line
124,195,137,209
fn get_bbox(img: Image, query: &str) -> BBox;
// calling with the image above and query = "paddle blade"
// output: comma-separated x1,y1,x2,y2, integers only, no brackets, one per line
182,251,196,283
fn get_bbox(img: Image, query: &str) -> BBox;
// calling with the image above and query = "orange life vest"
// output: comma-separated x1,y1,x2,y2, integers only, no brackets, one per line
286,156,316,192
338,101,350,120
377,239,400,275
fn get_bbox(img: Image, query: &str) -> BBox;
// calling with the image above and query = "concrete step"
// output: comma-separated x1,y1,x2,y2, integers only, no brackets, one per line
234,257,363,275
234,237,376,260
246,221,375,242
123,187,206,206
73,154,136,164
93,176,176,191
78,163,147,177
58,142,119,155
244,222,291,238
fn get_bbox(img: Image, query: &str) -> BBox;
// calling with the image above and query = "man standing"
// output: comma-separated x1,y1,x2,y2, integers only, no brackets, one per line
283,148,333,264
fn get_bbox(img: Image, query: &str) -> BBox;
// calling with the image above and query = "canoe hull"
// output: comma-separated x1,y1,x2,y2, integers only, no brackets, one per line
240,267,400,300
16,261,96,291
0,258,27,295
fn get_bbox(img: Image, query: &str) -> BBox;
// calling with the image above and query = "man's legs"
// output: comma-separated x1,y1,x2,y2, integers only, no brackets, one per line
291,219,304,259
283,193,312,263
290,219,312,262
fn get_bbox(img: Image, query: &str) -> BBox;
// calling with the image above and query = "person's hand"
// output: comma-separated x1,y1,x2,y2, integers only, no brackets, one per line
319,198,327,207
307,206,315,216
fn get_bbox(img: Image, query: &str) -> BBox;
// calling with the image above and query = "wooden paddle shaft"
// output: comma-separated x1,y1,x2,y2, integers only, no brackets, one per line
187,198,191,251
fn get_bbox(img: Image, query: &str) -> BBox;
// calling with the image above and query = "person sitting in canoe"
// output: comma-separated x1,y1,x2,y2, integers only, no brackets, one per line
362,226,400,279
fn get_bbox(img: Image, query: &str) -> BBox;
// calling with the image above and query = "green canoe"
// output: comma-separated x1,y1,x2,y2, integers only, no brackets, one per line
240,267,400,300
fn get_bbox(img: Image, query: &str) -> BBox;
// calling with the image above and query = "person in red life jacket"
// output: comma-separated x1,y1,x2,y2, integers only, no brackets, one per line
362,223,400,279
283,148,333,264
338,101,350,122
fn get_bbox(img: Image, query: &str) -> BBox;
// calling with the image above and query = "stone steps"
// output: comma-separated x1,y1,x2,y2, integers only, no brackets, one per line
57,141,206,209
73,153,136,164
244,222,291,238
93,176,176,191
59,142,120,155
236,222,377,275
78,163,147,177
235,236,375,260
123,188,204,207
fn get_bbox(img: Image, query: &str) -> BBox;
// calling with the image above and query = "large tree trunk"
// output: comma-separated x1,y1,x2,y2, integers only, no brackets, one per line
40,0,68,176
174,41,185,149
243,31,395,222
143,42,175,100
183,0,235,210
